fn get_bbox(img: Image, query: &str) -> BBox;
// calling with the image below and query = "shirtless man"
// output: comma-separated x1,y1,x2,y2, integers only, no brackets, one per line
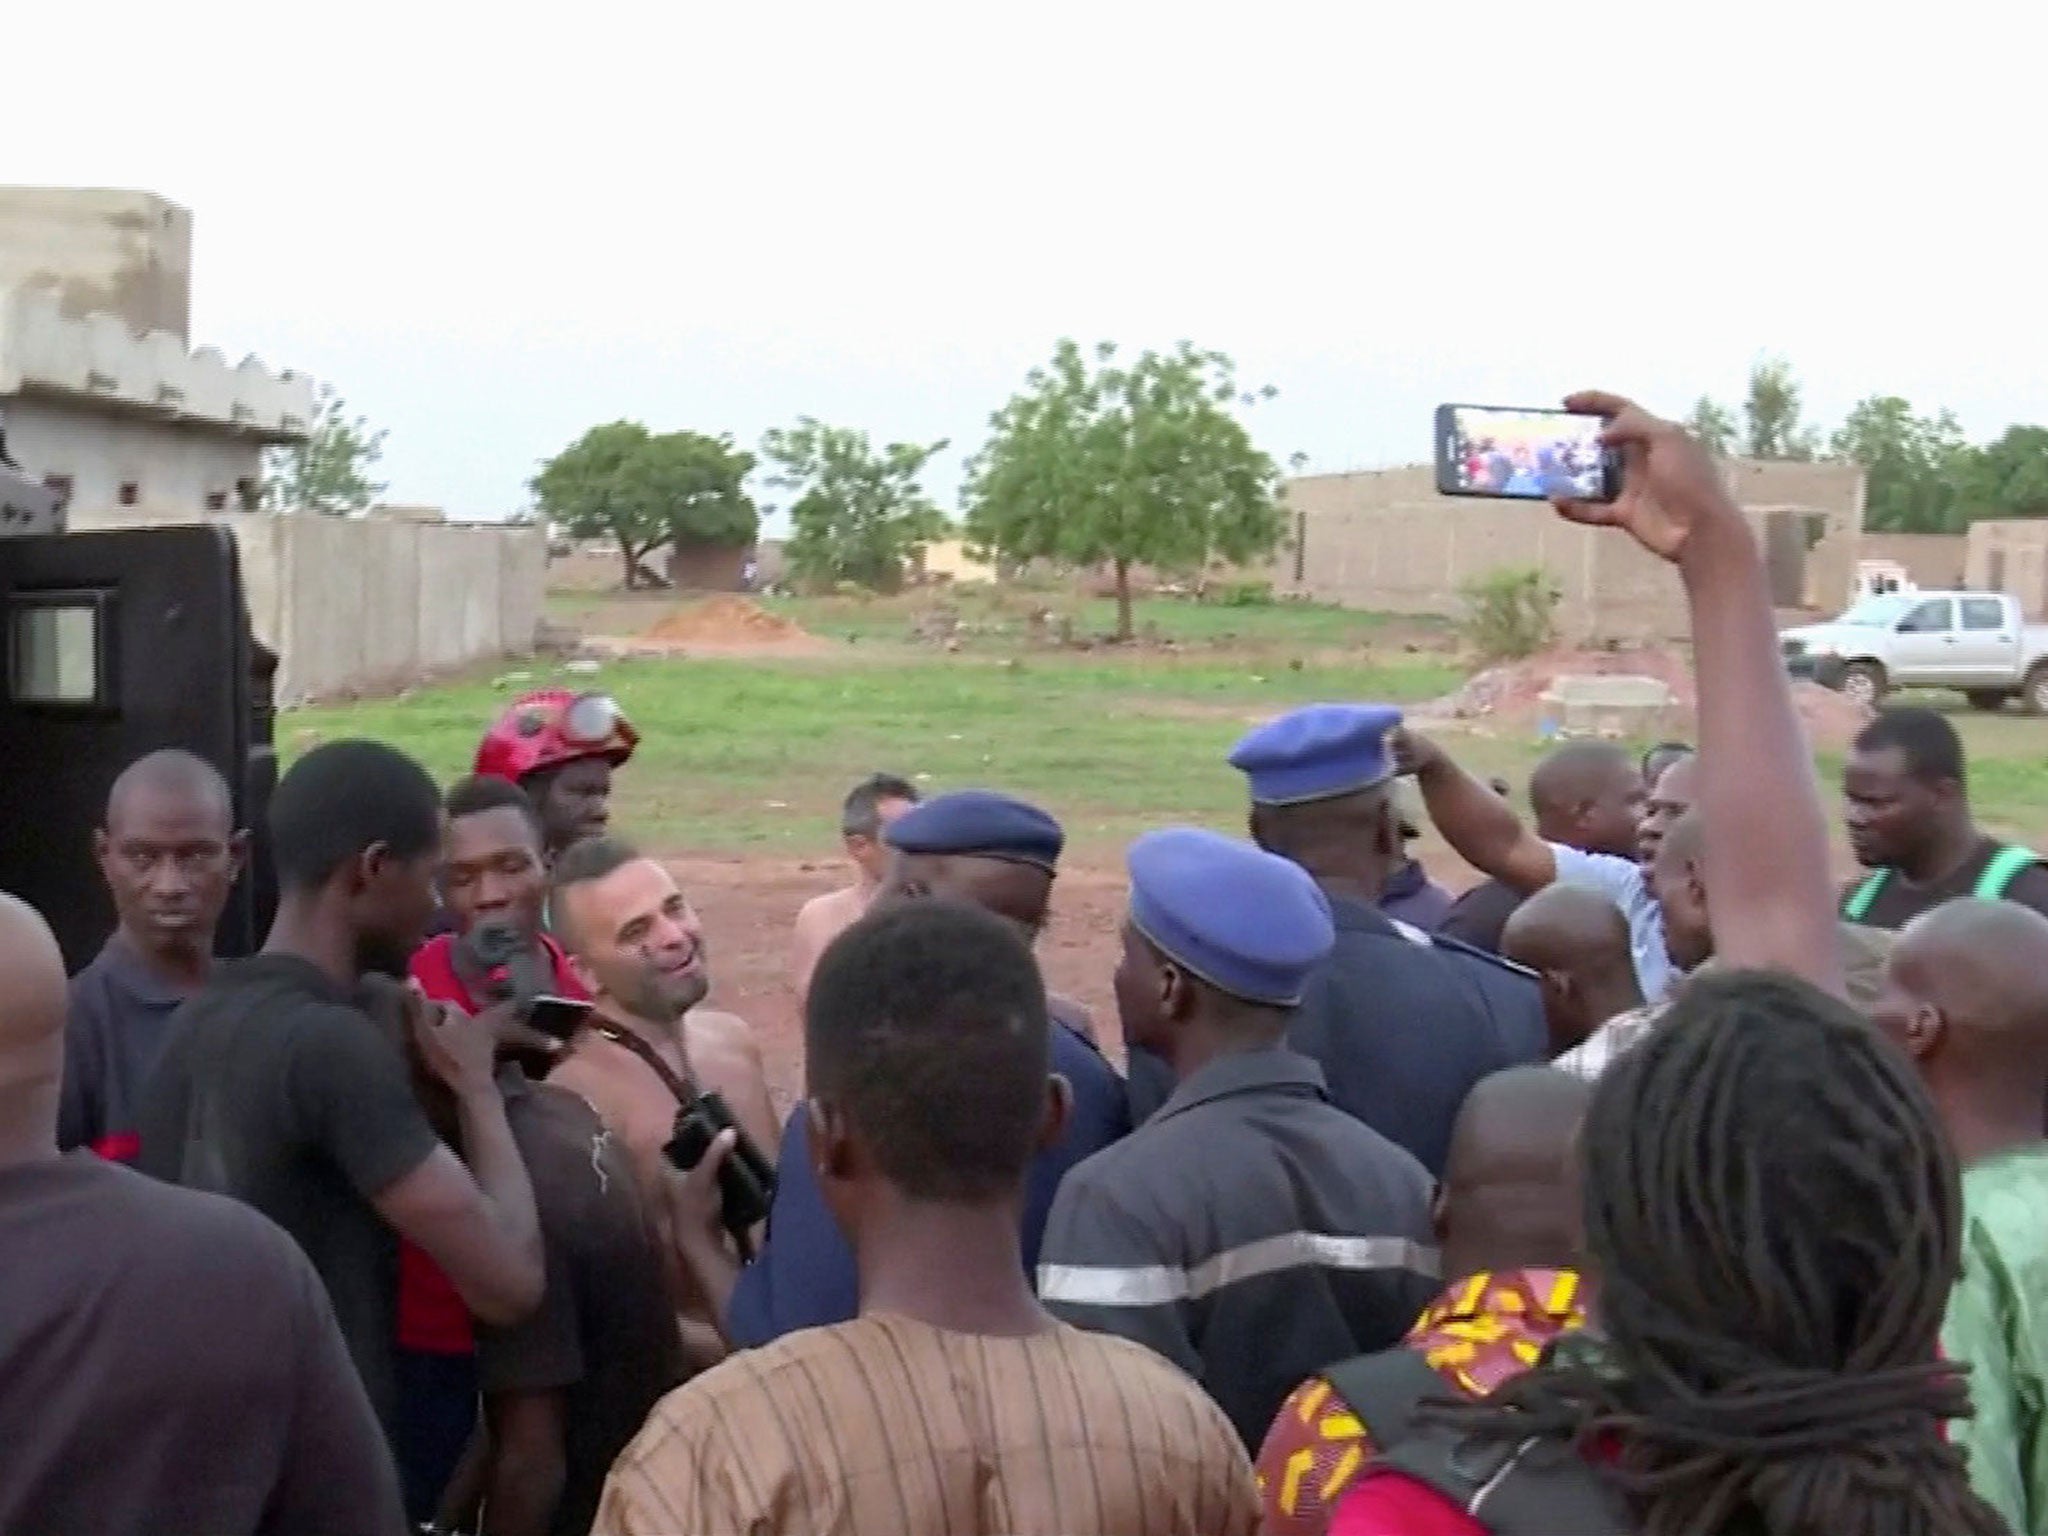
789,773,919,1003
546,836,776,1172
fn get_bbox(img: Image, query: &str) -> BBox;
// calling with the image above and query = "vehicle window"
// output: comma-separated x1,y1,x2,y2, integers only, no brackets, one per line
1839,594,1915,627
1960,598,2006,632
1899,599,1954,633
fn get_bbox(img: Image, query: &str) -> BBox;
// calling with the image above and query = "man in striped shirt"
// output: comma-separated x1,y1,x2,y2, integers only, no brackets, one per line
1038,828,1439,1450
596,897,1257,1536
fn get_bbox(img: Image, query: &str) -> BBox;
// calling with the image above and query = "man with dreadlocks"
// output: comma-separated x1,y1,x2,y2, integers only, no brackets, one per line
1331,971,2009,1536
1327,388,1923,1534
1871,897,2048,1533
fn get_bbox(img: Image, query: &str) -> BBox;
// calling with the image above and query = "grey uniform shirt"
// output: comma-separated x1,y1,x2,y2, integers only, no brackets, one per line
1037,1047,1440,1450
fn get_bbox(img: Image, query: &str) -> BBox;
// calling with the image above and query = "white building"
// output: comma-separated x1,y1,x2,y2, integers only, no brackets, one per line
0,187,313,529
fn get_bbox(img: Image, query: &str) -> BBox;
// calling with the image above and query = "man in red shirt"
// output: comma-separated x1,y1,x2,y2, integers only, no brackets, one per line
400,775,587,1522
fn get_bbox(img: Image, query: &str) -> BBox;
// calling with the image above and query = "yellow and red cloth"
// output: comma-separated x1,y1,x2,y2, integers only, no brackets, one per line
1255,1267,1587,1536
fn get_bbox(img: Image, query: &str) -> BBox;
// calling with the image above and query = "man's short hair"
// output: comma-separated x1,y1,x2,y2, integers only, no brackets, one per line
104,748,234,830
807,897,1049,1202
841,773,920,839
444,774,542,839
547,834,642,946
270,740,440,893
1854,707,1966,787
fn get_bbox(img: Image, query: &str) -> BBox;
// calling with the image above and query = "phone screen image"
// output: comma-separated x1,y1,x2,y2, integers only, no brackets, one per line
1439,405,1611,502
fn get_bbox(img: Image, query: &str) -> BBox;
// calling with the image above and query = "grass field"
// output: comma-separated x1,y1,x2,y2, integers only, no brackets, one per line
289,588,2048,859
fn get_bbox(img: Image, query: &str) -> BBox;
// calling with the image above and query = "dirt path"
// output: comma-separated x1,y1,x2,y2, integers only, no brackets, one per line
663,854,1132,1117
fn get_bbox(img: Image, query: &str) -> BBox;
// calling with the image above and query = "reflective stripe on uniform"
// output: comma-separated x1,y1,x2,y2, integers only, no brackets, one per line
1039,1232,1439,1310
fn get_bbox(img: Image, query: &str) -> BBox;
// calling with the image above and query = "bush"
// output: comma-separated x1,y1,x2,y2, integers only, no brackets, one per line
1459,566,1560,660
1203,580,1275,608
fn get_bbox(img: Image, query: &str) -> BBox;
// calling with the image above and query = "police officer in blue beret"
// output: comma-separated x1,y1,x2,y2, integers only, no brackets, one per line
726,790,1130,1347
1191,703,1548,1178
1038,827,1438,1450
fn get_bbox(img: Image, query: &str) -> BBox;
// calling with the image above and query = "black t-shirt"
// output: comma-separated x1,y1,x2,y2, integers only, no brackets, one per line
1436,877,1525,955
0,1155,403,1536
136,953,441,1438
476,1071,687,1536
1839,837,2048,931
57,934,192,1160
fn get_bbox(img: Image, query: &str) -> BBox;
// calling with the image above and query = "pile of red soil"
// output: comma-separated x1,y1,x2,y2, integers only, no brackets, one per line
642,595,810,645
1418,645,1872,750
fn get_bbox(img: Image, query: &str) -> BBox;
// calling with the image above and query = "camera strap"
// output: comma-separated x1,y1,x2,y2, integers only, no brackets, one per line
590,1018,699,1107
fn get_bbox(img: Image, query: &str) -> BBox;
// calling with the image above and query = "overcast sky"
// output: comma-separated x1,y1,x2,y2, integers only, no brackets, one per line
12,3,2041,530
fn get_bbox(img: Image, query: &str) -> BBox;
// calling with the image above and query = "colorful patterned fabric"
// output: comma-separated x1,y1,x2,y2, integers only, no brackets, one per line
1255,1268,1587,1536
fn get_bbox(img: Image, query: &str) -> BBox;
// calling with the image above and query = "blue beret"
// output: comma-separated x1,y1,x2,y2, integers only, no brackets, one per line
1228,703,1404,807
1127,827,1334,1006
882,789,1064,873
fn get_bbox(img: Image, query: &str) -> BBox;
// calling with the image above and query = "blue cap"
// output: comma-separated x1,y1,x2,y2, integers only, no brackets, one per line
882,789,1064,873
1127,827,1335,1006
1228,703,1403,807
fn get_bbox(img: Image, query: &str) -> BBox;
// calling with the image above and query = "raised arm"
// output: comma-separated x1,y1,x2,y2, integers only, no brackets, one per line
1557,391,1840,994
1396,734,1560,895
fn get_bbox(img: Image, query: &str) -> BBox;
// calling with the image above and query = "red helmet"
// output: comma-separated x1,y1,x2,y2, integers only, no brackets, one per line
474,688,640,786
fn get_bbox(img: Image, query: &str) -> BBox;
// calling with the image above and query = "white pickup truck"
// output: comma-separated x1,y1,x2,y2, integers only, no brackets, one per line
1780,590,2048,712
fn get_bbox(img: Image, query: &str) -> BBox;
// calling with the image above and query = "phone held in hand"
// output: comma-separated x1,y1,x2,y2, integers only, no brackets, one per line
1434,403,1619,504
525,994,593,1042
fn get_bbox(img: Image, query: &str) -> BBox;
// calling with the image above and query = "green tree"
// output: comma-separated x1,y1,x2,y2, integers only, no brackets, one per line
1742,357,1820,461
762,418,947,591
531,421,660,587
1684,396,1739,457
1828,396,1968,532
1956,426,2048,520
962,339,1285,641
630,431,758,556
264,383,388,515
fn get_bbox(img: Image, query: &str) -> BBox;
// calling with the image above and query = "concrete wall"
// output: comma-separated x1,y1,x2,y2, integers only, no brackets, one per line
220,513,547,704
1275,459,1866,642
0,284,312,442
4,396,264,524
0,187,193,341
1967,520,2048,620
667,540,750,591
548,538,784,592
1860,532,1968,595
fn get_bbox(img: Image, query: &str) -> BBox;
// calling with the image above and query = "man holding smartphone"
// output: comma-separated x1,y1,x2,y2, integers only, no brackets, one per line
399,776,594,1525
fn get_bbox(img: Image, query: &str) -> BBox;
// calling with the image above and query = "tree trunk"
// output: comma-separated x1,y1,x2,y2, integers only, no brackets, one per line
619,543,641,590
1114,558,1134,642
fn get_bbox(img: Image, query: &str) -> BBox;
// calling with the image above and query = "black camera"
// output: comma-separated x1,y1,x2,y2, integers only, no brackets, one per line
664,1090,777,1243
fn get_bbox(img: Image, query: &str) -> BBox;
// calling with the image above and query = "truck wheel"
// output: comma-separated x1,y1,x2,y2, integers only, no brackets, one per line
1840,662,1887,708
1967,690,2014,713
2025,668,2048,716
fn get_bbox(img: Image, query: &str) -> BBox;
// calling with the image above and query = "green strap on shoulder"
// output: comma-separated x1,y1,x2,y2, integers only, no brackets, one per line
1846,845,2037,920
1976,844,2040,899
1843,869,1888,921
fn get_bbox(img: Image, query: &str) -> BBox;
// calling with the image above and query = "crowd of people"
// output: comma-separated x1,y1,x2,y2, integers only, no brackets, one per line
3,391,2045,1536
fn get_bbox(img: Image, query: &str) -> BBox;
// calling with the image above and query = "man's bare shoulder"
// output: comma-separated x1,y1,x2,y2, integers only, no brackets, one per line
686,1007,760,1054
796,884,864,929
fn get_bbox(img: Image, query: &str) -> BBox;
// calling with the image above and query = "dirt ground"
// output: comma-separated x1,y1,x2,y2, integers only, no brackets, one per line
666,854,1133,1118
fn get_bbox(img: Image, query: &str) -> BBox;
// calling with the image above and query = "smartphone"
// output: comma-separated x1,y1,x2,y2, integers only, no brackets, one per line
1434,404,1618,503
525,994,593,1042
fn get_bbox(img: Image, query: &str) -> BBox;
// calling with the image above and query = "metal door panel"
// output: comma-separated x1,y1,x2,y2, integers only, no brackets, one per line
0,524,273,971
